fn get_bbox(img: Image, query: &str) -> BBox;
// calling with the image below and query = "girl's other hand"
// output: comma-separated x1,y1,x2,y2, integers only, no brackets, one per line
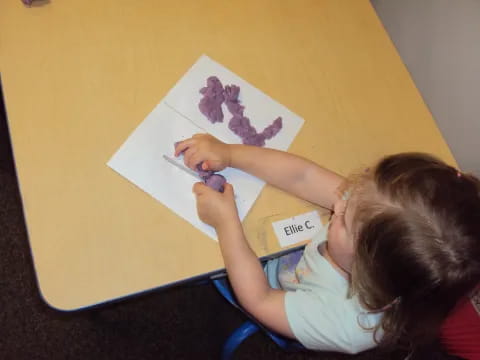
175,134,231,172
192,182,238,229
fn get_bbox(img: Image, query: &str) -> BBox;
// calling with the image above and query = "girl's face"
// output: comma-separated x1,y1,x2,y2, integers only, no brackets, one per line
327,198,355,274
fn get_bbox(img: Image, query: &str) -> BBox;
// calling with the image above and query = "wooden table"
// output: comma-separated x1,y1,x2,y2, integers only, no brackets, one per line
0,0,455,311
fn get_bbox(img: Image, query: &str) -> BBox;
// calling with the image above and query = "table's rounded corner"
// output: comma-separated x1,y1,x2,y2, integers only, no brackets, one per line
36,283,79,312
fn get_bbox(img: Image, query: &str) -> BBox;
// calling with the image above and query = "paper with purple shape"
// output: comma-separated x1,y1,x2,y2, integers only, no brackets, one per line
108,55,304,241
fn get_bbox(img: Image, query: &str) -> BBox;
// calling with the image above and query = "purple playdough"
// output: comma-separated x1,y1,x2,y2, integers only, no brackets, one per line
224,84,262,145
205,174,226,193
262,117,282,139
224,85,244,115
173,142,226,193
197,76,283,146
228,114,256,138
237,116,283,146
195,163,214,180
198,76,225,123
215,79,283,146
230,114,283,147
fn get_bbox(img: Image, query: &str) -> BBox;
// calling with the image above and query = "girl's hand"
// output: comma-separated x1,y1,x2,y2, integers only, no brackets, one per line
193,182,238,229
175,134,231,171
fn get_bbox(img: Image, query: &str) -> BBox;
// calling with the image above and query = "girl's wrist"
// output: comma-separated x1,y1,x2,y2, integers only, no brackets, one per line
224,144,233,168
216,214,242,237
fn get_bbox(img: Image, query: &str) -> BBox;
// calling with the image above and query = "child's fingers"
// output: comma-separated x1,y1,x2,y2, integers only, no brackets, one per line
188,153,205,170
192,133,207,139
203,160,223,171
175,139,195,157
192,182,207,195
183,149,198,169
223,183,235,198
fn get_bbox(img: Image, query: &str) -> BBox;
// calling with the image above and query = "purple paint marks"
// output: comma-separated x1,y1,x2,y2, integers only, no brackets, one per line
198,76,225,123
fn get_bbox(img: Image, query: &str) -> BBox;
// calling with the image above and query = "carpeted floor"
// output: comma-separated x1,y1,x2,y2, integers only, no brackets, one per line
0,84,461,359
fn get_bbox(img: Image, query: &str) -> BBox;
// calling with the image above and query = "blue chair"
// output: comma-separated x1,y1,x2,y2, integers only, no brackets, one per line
212,277,304,360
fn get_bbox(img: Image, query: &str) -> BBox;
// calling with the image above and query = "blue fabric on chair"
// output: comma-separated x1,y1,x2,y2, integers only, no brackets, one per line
213,278,304,360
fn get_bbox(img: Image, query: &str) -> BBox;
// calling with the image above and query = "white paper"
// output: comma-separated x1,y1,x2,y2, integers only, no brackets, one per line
272,211,323,247
108,55,304,241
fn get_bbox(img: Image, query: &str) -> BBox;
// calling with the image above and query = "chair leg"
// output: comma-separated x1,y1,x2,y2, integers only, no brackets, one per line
222,321,260,360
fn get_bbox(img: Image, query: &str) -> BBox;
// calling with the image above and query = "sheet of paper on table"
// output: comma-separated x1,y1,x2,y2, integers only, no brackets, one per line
108,55,304,241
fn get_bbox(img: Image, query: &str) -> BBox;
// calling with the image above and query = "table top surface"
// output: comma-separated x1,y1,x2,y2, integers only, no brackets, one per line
0,0,455,310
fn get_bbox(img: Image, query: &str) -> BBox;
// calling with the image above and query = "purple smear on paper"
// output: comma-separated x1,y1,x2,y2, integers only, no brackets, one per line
22,0,34,5
205,174,226,193
198,76,225,123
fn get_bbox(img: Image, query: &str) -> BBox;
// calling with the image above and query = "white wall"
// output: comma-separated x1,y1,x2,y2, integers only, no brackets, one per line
371,0,480,175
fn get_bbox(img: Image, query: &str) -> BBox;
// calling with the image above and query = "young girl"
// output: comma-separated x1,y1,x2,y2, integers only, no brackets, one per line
175,134,480,354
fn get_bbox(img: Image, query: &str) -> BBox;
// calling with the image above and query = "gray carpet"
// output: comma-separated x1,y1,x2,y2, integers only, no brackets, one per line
0,83,460,359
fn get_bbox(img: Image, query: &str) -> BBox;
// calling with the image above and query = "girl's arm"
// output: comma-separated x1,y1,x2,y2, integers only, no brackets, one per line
228,144,344,210
217,214,294,338
176,134,344,210
193,182,295,338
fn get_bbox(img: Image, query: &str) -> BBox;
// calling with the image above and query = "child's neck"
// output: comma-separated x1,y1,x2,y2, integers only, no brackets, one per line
319,243,351,280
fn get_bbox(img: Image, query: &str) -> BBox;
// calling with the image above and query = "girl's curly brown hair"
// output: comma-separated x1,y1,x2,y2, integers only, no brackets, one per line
348,153,480,350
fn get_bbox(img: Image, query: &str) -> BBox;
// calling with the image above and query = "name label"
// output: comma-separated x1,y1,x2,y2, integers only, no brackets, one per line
272,210,323,247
